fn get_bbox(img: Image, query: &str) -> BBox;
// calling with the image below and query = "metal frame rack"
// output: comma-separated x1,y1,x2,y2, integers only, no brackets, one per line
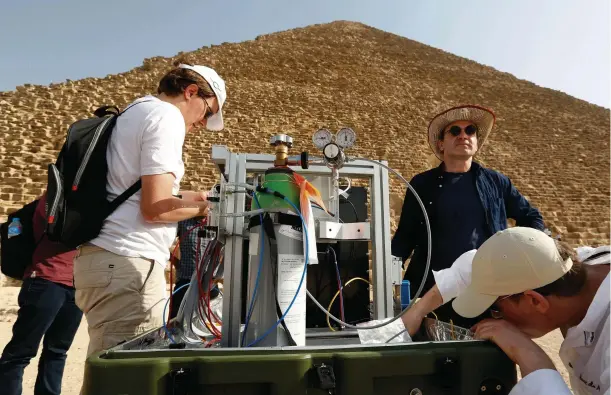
210,145,396,347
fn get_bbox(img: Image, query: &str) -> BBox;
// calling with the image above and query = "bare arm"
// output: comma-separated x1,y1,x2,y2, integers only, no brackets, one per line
177,190,207,202
140,174,209,223
401,285,444,336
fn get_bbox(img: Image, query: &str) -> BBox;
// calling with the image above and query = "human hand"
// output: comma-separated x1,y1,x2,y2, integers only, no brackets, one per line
197,201,210,217
472,319,556,377
195,191,208,202
195,192,210,217
400,286,444,337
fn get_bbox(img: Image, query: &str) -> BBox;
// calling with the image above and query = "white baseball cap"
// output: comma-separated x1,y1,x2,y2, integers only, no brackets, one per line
178,63,226,131
452,227,573,318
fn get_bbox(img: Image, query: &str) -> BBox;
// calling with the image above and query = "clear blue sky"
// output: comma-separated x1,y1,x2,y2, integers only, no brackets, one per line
1,0,609,107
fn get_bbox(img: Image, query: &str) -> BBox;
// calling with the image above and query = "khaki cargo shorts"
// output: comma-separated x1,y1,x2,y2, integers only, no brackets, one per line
73,245,166,357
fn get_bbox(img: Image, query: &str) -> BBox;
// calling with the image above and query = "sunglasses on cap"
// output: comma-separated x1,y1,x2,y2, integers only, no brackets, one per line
446,124,478,137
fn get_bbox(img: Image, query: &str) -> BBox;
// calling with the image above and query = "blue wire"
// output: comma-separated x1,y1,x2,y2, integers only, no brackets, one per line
241,193,265,346
246,196,309,347
162,282,191,344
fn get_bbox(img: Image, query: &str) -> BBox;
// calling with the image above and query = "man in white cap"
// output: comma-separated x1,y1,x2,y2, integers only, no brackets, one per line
392,105,545,328
73,60,227,357
401,227,609,395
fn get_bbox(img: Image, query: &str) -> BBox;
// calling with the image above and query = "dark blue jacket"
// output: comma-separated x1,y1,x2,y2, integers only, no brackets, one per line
392,161,545,294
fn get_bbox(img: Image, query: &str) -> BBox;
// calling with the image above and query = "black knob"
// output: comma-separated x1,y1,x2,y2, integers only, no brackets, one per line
301,151,309,169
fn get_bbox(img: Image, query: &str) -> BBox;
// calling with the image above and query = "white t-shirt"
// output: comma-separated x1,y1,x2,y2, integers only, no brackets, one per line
91,95,186,266
434,247,611,395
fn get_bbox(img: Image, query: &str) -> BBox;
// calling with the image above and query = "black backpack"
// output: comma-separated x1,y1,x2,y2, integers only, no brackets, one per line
46,104,143,249
0,199,40,279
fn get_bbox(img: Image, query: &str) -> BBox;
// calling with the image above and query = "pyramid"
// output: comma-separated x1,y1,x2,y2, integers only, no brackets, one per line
0,21,608,247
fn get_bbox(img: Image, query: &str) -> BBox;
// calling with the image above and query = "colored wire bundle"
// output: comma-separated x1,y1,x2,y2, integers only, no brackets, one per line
304,157,433,332
194,237,224,339
326,277,371,331
164,220,224,345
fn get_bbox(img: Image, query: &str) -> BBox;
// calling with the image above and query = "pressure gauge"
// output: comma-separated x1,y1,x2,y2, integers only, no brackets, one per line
323,142,345,168
336,127,356,148
312,128,333,149
323,143,341,160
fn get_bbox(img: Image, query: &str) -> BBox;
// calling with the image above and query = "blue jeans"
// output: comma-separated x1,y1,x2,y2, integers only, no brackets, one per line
0,277,83,395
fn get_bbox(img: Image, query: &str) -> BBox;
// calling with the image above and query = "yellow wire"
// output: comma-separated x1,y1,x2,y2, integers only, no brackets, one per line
326,277,371,331
450,319,456,340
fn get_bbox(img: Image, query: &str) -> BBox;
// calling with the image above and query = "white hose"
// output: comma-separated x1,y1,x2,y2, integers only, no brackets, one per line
338,177,351,198
305,157,432,330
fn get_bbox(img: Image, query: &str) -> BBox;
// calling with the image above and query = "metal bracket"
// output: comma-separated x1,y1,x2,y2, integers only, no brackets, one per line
391,255,403,285
316,221,370,240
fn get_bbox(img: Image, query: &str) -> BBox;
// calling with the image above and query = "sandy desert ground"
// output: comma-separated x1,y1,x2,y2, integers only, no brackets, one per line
0,283,571,394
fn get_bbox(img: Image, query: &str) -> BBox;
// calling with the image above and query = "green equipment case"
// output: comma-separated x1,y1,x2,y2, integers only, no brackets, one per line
82,329,516,395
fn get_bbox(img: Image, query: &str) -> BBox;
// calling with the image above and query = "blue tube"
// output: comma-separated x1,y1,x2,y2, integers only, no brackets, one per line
162,283,191,344
246,196,309,347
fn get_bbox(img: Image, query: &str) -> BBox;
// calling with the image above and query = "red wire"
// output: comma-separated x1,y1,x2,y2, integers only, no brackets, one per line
163,214,222,341
196,240,221,338
337,275,345,324
198,295,217,335
207,248,223,336
208,250,224,326
206,242,223,328
205,338,220,348
207,246,222,325
166,220,223,343
195,240,220,338
207,254,223,336
195,237,215,335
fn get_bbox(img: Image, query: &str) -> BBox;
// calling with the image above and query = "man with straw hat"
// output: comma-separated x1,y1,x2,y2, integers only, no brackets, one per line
392,105,545,328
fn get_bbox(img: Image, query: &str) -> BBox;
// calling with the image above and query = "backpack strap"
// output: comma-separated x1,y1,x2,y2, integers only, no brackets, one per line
92,99,154,119
107,179,142,216
93,106,120,117
101,99,155,216
119,99,154,116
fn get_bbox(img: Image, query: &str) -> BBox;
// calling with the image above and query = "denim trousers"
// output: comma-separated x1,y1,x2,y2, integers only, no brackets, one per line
0,277,83,395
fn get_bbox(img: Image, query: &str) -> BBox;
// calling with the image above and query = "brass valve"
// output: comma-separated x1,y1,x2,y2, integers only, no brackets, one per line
270,134,293,167
269,134,309,169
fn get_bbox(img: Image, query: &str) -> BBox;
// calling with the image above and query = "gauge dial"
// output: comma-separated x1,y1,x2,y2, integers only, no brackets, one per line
323,143,340,159
312,128,333,149
336,127,356,148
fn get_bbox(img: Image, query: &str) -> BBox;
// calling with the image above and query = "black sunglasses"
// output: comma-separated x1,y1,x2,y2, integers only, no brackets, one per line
447,124,478,137
179,77,215,119
201,97,214,119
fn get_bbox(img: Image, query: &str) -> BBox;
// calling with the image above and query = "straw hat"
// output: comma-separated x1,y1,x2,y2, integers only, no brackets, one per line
428,105,496,161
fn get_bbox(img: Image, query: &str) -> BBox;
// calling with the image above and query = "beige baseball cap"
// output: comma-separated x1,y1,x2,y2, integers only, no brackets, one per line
452,227,573,318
